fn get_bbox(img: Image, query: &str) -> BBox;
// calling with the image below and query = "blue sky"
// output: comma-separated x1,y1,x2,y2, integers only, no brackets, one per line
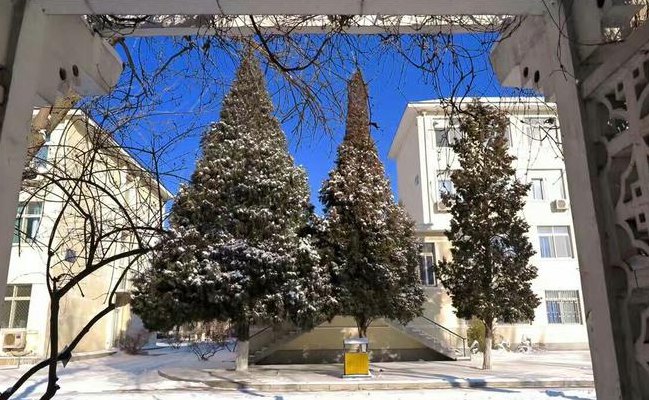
103,34,518,214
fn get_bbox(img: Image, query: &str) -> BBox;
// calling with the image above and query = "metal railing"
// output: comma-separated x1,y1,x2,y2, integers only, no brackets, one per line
248,322,297,355
404,315,467,358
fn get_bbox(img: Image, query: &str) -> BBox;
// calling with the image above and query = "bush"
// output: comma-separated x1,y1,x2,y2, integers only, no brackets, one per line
189,341,225,361
118,328,150,354
467,318,486,353
186,320,234,361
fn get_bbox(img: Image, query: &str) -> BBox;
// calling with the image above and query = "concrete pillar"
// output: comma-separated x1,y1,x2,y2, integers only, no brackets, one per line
0,0,47,313
542,3,640,398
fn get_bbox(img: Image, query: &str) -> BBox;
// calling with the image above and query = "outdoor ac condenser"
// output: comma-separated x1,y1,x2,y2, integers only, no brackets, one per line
437,200,452,212
2,330,27,351
552,199,569,211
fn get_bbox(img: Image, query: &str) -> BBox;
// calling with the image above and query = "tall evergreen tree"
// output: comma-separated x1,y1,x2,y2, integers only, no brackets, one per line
436,101,540,370
132,49,333,371
320,71,425,337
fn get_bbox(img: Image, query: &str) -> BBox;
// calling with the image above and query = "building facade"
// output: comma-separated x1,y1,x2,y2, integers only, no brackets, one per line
388,97,589,350
1,111,170,362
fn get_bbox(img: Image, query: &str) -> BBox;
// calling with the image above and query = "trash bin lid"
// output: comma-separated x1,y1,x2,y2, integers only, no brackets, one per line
344,338,369,345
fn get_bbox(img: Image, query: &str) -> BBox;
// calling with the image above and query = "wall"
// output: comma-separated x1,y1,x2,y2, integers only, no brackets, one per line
265,316,447,364
393,118,424,223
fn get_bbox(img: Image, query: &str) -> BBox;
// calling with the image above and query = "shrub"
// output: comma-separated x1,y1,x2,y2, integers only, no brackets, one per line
186,320,234,361
467,318,486,353
118,328,150,355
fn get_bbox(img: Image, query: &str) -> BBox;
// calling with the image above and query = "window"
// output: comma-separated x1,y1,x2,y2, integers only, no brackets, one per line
523,117,559,146
538,226,573,258
437,178,455,198
504,124,513,145
545,290,582,324
523,117,546,143
435,128,462,148
419,243,437,286
530,178,545,200
1,284,31,329
13,202,43,244
32,133,51,169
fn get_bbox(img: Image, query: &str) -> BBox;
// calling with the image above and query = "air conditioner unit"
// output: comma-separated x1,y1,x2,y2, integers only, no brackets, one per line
2,330,27,351
437,200,452,212
553,199,569,211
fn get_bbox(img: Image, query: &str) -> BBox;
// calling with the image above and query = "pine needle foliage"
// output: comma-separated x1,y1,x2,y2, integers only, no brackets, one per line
320,70,425,338
132,49,334,343
436,101,540,369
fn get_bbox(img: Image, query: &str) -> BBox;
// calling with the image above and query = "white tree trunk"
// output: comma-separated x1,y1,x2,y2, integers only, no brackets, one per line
235,340,249,371
483,325,493,370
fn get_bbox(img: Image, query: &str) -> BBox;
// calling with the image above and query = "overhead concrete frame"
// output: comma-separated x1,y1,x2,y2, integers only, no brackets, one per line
1,0,648,398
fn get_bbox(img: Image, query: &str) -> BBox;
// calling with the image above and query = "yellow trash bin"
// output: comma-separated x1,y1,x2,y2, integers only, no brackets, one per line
343,338,370,378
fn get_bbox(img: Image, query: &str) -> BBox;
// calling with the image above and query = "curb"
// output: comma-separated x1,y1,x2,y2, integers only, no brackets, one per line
158,369,594,392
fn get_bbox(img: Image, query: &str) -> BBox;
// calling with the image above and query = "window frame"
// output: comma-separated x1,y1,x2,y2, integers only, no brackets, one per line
530,178,545,201
13,201,43,245
1,284,32,329
418,242,437,287
537,225,574,259
434,127,462,148
545,290,583,324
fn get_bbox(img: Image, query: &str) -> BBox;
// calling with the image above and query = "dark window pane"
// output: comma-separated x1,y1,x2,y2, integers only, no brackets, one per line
425,255,436,286
27,202,42,214
15,285,31,297
419,256,427,284
25,217,40,240
12,300,30,328
13,218,20,244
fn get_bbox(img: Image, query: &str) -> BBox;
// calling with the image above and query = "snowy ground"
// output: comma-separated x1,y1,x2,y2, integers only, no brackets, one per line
0,346,596,400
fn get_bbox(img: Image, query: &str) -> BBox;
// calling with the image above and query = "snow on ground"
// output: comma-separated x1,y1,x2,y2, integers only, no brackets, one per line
0,345,235,398
48,388,598,400
0,346,596,399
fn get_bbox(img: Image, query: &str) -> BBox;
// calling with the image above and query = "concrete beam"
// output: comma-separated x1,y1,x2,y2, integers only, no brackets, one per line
96,15,511,37
39,0,546,16
36,16,122,105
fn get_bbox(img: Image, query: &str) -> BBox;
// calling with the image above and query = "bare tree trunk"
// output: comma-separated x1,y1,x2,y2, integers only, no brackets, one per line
355,317,369,338
42,294,60,400
483,320,493,370
234,321,250,371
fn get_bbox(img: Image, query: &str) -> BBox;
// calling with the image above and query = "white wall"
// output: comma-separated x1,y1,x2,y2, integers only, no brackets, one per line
394,118,424,224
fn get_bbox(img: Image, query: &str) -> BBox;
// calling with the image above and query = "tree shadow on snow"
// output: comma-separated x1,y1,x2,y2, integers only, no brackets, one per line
545,389,594,400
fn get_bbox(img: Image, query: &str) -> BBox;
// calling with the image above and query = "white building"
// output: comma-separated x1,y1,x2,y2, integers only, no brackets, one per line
1,111,170,362
389,97,589,350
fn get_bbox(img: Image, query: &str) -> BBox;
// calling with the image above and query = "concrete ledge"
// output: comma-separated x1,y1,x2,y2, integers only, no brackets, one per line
0,349,115,368
70,349,117,362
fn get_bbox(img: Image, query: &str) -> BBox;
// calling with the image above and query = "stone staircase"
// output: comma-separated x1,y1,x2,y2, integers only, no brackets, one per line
248,324,302,364
386,316,469,361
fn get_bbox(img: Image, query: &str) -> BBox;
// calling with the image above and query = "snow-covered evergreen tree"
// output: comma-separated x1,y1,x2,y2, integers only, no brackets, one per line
132,49,333,371
436,101,540,370
320,70,425,338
